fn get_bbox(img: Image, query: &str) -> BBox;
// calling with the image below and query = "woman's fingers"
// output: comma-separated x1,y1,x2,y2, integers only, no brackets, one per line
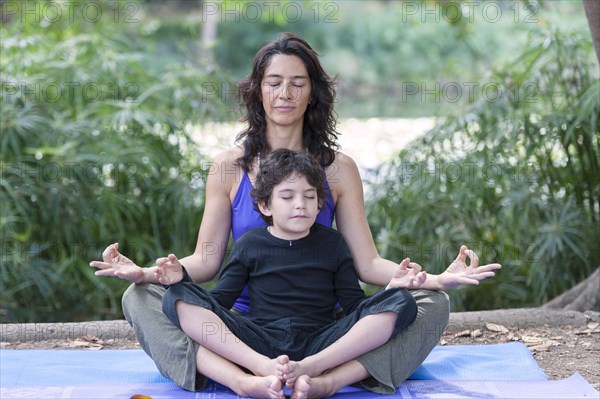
90,261,115,276
466,249,479,268
101,243,119,262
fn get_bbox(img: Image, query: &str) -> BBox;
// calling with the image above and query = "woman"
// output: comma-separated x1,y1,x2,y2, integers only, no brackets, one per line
91,32,501,397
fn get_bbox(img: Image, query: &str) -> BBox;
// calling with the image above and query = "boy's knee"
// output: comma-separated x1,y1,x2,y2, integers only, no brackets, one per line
391,290,419,331
175,299,193,316
399,289,419,318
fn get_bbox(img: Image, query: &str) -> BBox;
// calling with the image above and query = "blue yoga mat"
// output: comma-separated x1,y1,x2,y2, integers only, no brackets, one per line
1,343,598,398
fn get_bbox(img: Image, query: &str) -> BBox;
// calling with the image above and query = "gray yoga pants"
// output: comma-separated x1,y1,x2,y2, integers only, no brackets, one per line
122,284,449,394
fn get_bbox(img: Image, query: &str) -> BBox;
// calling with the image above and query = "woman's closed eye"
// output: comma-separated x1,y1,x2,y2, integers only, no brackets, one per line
265,81,305,88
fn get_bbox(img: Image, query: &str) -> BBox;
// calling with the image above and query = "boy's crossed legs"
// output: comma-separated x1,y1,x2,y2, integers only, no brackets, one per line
176,300,399,399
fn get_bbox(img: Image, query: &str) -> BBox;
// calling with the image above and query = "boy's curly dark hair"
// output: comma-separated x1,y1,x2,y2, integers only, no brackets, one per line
251,149,328,225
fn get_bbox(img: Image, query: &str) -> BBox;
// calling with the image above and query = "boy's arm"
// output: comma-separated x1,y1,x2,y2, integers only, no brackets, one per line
209,244,249,309
333,236,368,314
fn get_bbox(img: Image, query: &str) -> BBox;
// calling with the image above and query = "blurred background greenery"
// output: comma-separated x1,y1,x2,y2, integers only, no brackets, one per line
1,0,598,322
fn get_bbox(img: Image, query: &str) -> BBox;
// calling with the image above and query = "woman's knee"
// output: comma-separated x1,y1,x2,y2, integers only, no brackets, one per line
421,290,450,323
122,283,165,323
411,290,450,339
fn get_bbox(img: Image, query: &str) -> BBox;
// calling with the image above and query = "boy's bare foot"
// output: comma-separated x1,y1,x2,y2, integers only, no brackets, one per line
253,354,290,379
238,375,284,399
290,375,311,399
291,375,338,399
281,360,321,388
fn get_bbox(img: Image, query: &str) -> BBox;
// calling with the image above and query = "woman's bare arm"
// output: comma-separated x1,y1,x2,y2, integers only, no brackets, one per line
328,152,402,286
91,148,241,284
174,148,239,283
329,152,501,290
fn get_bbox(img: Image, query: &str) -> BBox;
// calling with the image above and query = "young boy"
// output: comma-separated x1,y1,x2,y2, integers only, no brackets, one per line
156,149,424,399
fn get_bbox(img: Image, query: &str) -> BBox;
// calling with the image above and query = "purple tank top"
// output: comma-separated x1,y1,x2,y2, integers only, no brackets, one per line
230,168,336,313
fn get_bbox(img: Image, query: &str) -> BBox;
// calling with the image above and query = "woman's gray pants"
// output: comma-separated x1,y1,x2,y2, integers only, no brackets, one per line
122,284,449,393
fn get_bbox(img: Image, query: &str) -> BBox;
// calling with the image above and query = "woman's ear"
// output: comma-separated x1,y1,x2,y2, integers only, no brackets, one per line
257,200,272,217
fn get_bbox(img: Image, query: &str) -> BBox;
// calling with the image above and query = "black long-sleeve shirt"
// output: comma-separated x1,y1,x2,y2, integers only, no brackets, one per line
211,224,366,327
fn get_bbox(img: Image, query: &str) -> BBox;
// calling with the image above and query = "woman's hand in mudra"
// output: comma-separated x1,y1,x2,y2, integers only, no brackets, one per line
90,243,145,284
438,245,502,291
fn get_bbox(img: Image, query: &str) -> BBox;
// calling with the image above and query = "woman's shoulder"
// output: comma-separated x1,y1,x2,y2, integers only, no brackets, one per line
212,146,244,165
204,146,245,196
207,147,244,179
325,151,361,192
328,151,359,174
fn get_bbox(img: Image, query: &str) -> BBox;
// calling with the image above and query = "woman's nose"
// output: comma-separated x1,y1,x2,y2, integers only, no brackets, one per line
279,83,292,100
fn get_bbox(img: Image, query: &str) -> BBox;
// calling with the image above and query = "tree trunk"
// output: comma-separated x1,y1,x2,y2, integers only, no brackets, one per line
543,268,600,312
583,0,600,65
199,4,219,63
542,3,599,314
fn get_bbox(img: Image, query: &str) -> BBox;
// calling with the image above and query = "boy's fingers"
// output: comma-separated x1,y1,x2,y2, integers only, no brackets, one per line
156,257,169,265
408,262,422,272
399,258,410,269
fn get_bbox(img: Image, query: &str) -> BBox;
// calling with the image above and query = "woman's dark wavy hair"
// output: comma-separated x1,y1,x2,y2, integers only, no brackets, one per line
251,149,328,225
236,32,339,172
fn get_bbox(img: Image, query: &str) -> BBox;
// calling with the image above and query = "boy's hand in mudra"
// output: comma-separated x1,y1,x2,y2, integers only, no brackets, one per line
386,258,427,290
154,254,185,286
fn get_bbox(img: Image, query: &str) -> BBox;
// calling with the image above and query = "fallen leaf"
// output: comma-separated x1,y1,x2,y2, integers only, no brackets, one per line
486,323,509,334
80,335,103,343
471,329,482,338
521,335,545,345
529,343,552,352
454,330,471,338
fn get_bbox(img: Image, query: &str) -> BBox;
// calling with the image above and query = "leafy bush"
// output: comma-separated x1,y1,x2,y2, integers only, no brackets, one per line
366,30,599,311
0,3,233,322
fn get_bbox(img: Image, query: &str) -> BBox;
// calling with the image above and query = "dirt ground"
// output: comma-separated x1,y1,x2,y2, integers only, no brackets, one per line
3,319,599,391
441,322,600,390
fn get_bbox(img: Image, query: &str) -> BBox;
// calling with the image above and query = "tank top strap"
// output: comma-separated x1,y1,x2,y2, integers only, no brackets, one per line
231,169,266,242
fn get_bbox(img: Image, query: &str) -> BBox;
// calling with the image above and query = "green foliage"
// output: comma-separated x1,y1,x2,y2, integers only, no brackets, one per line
0,2,232,322
366,30,599,311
